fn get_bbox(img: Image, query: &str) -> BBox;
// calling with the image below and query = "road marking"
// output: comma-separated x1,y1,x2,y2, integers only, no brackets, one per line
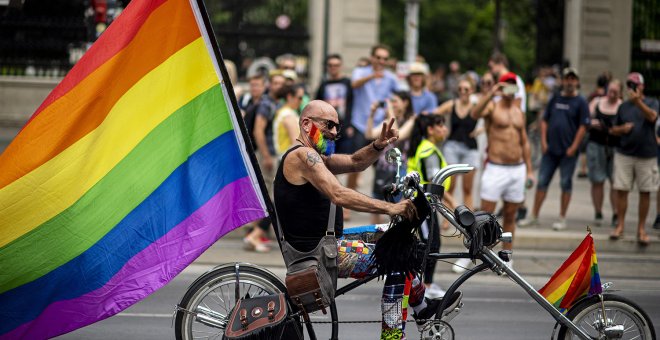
118,312,172,318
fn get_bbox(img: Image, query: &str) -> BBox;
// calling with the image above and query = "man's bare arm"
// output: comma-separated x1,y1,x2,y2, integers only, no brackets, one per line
324,141,382,174
636,98,658,122
540,119,548,154
351,74,375,89
471,94,494,120
293,148,415,219
326,118,399,174
473,83,503,120
609,122,634,136
253,115,274,170
519,111,533,177
565,125,587,157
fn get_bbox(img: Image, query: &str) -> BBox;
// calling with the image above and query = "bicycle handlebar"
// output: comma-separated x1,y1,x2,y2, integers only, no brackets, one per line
431,163,474,186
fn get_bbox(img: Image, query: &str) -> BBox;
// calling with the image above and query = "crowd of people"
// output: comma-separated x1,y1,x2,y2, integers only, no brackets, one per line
231,44,658,339
234,42,659,282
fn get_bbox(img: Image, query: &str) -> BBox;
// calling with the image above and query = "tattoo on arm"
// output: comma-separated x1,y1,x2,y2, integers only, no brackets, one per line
306,151,322,167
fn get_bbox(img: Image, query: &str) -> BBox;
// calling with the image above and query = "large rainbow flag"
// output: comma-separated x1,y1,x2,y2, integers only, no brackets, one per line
0,0,269,338
539,233,602,313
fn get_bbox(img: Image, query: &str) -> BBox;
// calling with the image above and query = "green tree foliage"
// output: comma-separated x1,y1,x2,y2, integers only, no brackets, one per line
206,0,307,27
380,0,536,76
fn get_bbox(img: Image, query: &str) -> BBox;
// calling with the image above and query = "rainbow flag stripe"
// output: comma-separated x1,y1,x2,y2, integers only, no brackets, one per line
0,0,268,338
539,233,602,313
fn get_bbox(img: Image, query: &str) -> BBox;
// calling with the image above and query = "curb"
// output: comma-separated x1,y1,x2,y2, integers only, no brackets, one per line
224,225,659,254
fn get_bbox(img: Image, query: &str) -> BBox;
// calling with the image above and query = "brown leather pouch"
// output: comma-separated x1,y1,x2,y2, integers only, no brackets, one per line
285,265,332,317
224,293,288,340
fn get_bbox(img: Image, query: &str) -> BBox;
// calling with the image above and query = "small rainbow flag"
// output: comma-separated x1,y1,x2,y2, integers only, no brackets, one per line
539,233,602,313
0,0,269,338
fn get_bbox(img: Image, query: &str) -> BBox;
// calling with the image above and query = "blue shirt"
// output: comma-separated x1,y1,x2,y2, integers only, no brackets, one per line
615,97,659,158
350,66,399,134
411,90,438,115
256,94,279,156
543,95,590,156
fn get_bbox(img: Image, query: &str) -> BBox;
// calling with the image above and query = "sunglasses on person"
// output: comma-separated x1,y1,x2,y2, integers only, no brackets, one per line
309,117,342,133
458,86,471,93
327,62,341,68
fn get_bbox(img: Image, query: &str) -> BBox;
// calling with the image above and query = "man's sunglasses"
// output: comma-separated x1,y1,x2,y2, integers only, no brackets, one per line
309,117,342,133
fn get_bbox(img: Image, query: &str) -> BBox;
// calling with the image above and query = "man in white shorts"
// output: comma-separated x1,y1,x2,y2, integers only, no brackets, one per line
470,72,534,263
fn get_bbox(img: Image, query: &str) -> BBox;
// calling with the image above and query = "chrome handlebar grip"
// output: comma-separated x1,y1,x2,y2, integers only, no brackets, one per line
431,164,474,186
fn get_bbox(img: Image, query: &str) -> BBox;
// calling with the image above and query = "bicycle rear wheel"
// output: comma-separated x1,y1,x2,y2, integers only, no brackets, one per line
557,294,655,340
174,263,290,340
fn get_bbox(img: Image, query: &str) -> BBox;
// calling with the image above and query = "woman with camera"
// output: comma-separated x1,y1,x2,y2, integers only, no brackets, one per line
365,91,416,224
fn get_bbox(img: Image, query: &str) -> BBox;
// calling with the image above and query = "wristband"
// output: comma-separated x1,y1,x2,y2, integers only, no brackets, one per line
372,141,385,151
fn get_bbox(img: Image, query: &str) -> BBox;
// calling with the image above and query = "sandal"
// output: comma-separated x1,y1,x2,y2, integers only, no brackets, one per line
243,237,271,253
637,234,651,247
609,229,624,240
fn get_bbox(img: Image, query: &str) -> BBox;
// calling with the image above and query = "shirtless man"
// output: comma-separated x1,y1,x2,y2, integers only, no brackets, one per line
471,72,534,261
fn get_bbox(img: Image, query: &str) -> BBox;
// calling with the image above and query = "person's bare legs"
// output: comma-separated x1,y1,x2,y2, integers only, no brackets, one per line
578,153,587,176
501,201,519,251
447,175,457,197
612,190,629,237
530,189,547,218
609,184,618,218
638,192,650,242
591,182,604,217
463,171,476,209
560,191,571,219
480,199,497,214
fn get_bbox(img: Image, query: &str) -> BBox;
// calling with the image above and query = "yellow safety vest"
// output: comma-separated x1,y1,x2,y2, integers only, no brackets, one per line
407,139,451,190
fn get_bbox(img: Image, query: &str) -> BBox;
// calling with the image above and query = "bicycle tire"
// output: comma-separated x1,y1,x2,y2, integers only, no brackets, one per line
174,263,298,340
557,293,656,340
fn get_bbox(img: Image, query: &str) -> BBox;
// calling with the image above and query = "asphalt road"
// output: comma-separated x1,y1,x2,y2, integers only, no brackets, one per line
56,259,660,340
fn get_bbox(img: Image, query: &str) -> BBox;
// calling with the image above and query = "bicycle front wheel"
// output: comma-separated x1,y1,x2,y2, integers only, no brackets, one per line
174,263,287,340
558,294,656,340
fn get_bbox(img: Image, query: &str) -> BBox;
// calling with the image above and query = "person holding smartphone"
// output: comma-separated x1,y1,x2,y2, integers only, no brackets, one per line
470,72,534,269
609,72,659,246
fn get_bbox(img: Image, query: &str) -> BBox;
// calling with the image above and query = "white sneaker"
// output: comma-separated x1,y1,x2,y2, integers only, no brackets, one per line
552,219,567,231
499,259,514,276
452,258,472,274
504,259,514,270
518,217,539,227
424,283,446,299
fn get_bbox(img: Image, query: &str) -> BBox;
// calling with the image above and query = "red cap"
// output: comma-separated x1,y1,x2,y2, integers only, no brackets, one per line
499,72,517,84
627,72,644,85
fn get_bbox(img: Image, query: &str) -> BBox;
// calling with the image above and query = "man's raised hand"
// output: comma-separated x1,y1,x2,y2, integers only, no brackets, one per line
374,117,399,150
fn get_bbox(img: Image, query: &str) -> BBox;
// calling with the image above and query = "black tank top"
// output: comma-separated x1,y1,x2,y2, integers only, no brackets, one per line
588,99,619,147
447,100,478,149
274,145,343,252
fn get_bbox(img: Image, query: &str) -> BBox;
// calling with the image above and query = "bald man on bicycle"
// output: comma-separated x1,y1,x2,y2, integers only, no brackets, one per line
274,100,456,338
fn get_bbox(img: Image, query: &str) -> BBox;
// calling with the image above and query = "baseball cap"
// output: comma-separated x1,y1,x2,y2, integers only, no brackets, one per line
562,67,579,79
627,72,644,85
498,72,517,84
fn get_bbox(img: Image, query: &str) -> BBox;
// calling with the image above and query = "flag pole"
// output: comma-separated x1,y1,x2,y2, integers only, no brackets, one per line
192,0,279,227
